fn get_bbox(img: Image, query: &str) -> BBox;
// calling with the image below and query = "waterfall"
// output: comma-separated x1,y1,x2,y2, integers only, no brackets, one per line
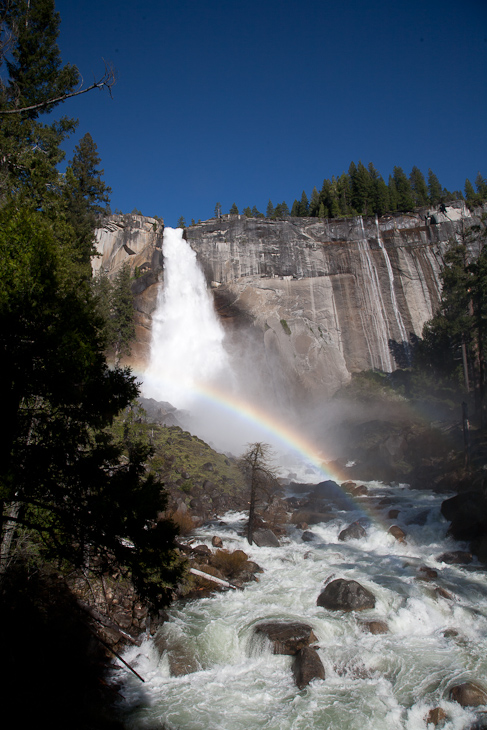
356,218,394,371
375,216,411,366
143,227,231,409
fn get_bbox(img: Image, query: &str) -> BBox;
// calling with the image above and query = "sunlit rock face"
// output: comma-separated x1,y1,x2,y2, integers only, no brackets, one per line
94,203,477,399
93,214,164,369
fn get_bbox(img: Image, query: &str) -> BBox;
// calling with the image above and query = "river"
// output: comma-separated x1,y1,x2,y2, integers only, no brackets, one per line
112,479,487,730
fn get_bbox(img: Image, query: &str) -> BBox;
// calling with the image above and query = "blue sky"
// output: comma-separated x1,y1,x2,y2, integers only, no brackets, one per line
55,0,487,227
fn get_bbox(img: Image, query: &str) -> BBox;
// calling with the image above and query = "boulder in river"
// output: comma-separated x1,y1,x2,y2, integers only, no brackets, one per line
254,621,317,655
425,707,447,726
317,579,376,612
292,647,325,689
448,682,487,707
436,550,472,565
359,619,389,634
338,521,366,542
388,525,407,543
252,528,280,547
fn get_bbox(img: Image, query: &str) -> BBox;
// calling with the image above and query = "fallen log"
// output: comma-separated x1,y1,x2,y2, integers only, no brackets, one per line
189,567,237,590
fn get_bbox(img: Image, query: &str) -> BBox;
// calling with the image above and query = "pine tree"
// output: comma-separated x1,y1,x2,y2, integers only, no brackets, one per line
350,161,373,215
309,186,320,217
0,0,79,205
63,132,111,266
229,202,239,215
428,169,443,206
368,163,390,216
392,166,415,212
266,199,274,218
0,1,183,605
409,166,429,207
298,190,309,216
110,263,136,362
465,178,477,207
475,172,487,202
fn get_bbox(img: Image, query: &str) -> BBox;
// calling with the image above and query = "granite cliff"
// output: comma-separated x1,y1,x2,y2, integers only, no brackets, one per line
94,202,478,404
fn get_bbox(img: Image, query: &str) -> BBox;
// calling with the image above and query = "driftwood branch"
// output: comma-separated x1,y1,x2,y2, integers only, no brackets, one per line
189,567,237,590
0,61,116,115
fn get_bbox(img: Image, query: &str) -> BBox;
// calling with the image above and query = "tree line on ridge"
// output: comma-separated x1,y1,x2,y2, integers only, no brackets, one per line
217,163,487,223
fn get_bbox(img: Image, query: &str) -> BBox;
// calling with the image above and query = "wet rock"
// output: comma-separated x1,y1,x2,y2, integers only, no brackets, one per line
211,536,223,548
254,621,317,655
448,682,487,707
425,707,447,726
338,521,366,542
359,619,389,634
443,628,459,639
441,491,487,542
154,635,199,676
437,550,472,565
435,586,454,601
291,510,335,525
388,509,400,519
192,544,212,557
352,485,369,496
302,531,316,542
311,480,354,510
317,579,376,612
292,647,325,689
418,566,438,581
252,528,280,547
388,525,407,543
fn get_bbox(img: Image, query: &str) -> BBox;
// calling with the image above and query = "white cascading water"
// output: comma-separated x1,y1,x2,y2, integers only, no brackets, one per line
357,218,394,372
142,226,294,455
375,216,411,365
114,481,487,730
143,227,231,409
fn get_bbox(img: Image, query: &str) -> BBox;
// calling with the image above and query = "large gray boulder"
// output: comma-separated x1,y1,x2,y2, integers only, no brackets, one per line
338,521,366,541
252,528,280,547
317,579,376,612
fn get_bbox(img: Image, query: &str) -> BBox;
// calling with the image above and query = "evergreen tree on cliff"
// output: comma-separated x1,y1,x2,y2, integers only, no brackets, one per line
63,132,112,266
0,0,183,607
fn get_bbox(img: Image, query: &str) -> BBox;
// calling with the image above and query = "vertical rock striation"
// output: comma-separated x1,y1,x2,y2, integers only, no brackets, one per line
94,203,480,402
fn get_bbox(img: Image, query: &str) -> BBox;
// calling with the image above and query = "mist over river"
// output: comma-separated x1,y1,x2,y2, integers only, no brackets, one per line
113,480,487,730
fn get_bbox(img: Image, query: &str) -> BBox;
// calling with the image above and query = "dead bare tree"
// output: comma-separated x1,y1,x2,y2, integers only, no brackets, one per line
0,60,117,115
238,443,280,545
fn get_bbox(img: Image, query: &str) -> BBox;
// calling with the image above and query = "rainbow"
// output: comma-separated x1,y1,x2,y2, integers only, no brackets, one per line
139,368,345,482
134,369,395,526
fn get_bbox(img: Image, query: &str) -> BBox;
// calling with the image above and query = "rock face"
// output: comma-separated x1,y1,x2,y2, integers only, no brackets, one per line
94,203,482,401
93,214,164,369
317,578,376,611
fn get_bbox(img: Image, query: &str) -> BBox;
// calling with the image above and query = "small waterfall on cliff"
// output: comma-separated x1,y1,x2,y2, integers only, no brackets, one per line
375,216,411,366
356,218,394,371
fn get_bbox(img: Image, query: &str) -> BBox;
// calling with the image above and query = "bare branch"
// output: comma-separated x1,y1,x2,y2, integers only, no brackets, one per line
0,61,116,115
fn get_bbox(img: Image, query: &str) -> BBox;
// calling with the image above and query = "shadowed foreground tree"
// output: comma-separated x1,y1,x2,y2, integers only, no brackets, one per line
239,443,280,545
0,0,183,610
0,204,184,607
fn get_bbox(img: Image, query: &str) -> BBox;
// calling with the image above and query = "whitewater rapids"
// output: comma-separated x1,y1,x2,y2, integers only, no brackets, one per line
112,480,487,730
